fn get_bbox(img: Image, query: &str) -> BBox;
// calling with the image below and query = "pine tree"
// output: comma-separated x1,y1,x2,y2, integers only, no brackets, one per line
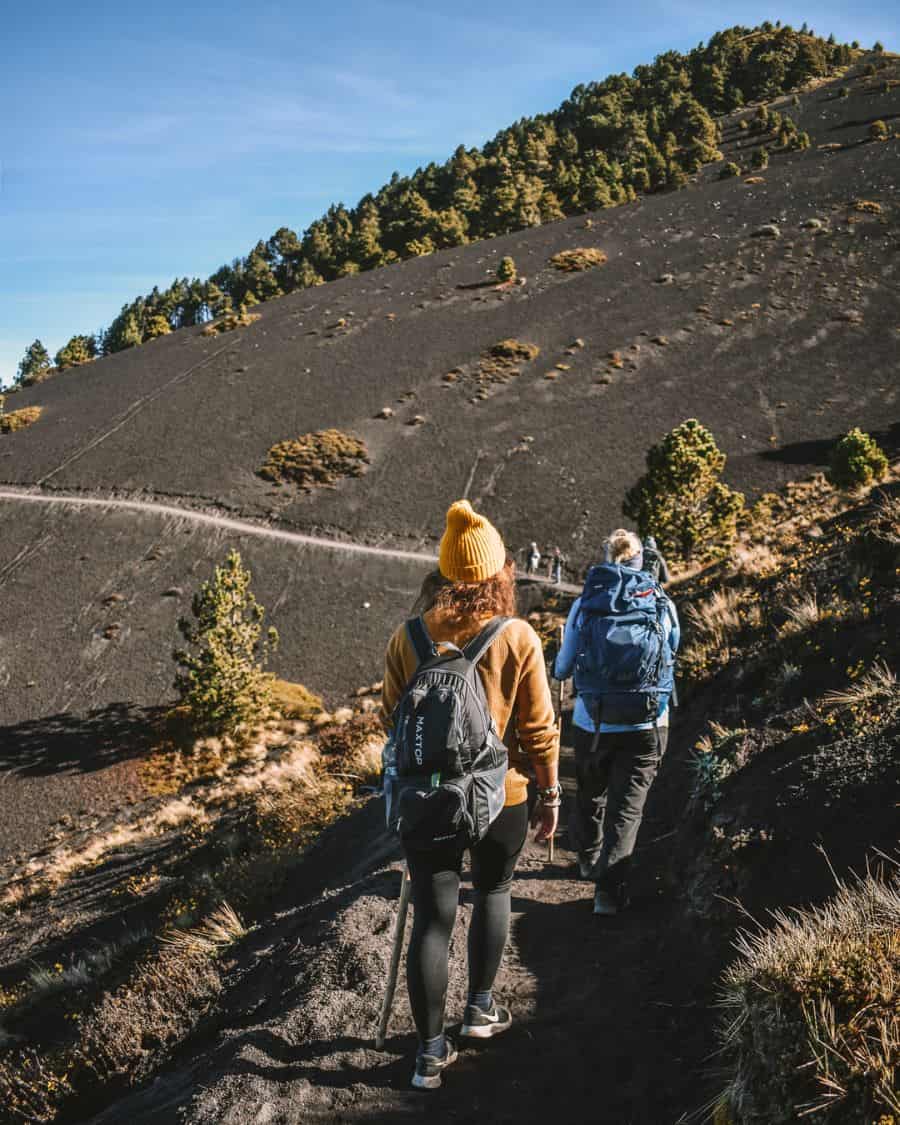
143,314,172,340
174,550,278,738
623,418,745,561
16,340,52,385
104,310,142,353
55,334,97,369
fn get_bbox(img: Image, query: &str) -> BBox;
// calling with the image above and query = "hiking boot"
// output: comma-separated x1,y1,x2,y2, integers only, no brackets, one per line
460,1002,512,1039
411,1038,458,1090
593,888,619,916
576,855,595,880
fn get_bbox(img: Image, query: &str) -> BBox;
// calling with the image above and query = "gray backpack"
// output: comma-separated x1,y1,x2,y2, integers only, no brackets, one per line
385,616,511,849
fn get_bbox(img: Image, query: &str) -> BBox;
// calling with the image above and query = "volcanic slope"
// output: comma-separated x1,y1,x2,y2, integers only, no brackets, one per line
0,63,898,837
2,477,891,1125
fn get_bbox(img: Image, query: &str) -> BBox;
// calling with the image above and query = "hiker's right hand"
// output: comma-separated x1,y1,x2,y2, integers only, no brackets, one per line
531,800,558,843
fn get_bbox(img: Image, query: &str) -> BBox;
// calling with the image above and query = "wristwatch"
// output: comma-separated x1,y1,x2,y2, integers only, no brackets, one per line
538,781,562,805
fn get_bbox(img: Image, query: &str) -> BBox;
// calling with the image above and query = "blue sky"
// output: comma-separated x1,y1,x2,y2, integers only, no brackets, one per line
1,1,894,385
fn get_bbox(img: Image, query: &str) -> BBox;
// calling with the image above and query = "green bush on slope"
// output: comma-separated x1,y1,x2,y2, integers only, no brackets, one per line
258,429,369,489
828,428,889,490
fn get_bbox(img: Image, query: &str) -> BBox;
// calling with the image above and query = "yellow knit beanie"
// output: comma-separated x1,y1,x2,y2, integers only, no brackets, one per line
438,500,506,583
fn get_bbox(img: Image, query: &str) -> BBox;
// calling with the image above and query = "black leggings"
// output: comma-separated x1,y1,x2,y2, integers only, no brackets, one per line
403,802,529,1041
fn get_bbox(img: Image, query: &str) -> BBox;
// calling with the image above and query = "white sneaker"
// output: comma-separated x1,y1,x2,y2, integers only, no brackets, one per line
460,1002,512,1039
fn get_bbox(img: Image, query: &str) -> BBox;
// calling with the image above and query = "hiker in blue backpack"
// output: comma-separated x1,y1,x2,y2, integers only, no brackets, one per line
554,528,680,916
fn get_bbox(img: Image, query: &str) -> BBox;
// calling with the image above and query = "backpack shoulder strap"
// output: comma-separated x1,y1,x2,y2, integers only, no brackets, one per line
462,616,512,665
405,617,437,666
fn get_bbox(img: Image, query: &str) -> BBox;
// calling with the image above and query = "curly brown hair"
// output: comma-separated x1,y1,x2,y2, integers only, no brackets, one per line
429,557,517,618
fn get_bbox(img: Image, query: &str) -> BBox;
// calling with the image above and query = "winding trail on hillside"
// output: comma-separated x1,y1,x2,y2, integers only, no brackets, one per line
0,486,581,590
0,487,438,565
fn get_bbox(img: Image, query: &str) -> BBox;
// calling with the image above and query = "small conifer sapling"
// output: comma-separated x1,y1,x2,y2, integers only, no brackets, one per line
174,550,278,737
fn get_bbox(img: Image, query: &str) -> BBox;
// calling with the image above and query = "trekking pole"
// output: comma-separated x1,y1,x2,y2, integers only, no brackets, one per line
375,864,412,1050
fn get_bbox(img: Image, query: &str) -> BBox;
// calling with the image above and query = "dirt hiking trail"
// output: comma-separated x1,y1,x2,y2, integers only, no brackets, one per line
86,720,719,1125
0,487,582,592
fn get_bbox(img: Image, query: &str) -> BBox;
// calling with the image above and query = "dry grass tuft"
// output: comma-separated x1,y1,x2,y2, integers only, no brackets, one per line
779,593,821,635
685,588,748,647
161,902,248,957
316,712,384,785
259,429,369,489
0,406,43,434
718,869,900,1123
549,247,608,272
822,660,897,710
728,542,781,578
270,679,324,720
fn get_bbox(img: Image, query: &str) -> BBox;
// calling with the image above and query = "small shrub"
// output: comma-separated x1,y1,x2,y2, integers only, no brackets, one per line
259,429,369,488
827,428,889,489
869,119,889,141
751,147,769,169
718,871,900,1123
719,161,741,179
623,418,745,562
201,308,260,336
488,339,539,362
174,550,278,738
839,85,850,97
496,256,517,283
690,723,752,809
549,247,607,272
774,661,802,692
0,406,43,434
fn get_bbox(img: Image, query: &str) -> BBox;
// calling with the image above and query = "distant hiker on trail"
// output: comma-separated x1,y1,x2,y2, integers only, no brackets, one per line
549,546,564,584
641,535,670,585
554,528,679,916
381,500,559,1089
526,541,541,575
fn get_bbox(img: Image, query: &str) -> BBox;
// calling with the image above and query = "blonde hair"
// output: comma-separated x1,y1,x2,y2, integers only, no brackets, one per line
607,528,642,564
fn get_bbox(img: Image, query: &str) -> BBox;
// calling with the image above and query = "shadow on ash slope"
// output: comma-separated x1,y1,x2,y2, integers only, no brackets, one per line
0,495,434,859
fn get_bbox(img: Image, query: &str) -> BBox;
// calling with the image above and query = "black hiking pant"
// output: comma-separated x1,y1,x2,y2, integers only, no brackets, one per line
570,724,668,899
403,801,529,1042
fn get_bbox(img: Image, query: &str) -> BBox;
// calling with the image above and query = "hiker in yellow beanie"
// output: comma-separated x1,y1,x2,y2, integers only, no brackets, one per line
382,499,559,1090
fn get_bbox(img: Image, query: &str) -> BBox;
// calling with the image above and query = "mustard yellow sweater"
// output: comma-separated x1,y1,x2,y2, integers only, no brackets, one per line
381,610,558,807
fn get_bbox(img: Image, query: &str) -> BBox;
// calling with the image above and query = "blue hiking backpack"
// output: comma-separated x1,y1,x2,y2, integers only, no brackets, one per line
573,564,675,726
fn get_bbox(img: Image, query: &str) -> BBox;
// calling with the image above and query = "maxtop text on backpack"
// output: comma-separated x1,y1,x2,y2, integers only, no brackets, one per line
573,564,675,726
384,616,511,850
